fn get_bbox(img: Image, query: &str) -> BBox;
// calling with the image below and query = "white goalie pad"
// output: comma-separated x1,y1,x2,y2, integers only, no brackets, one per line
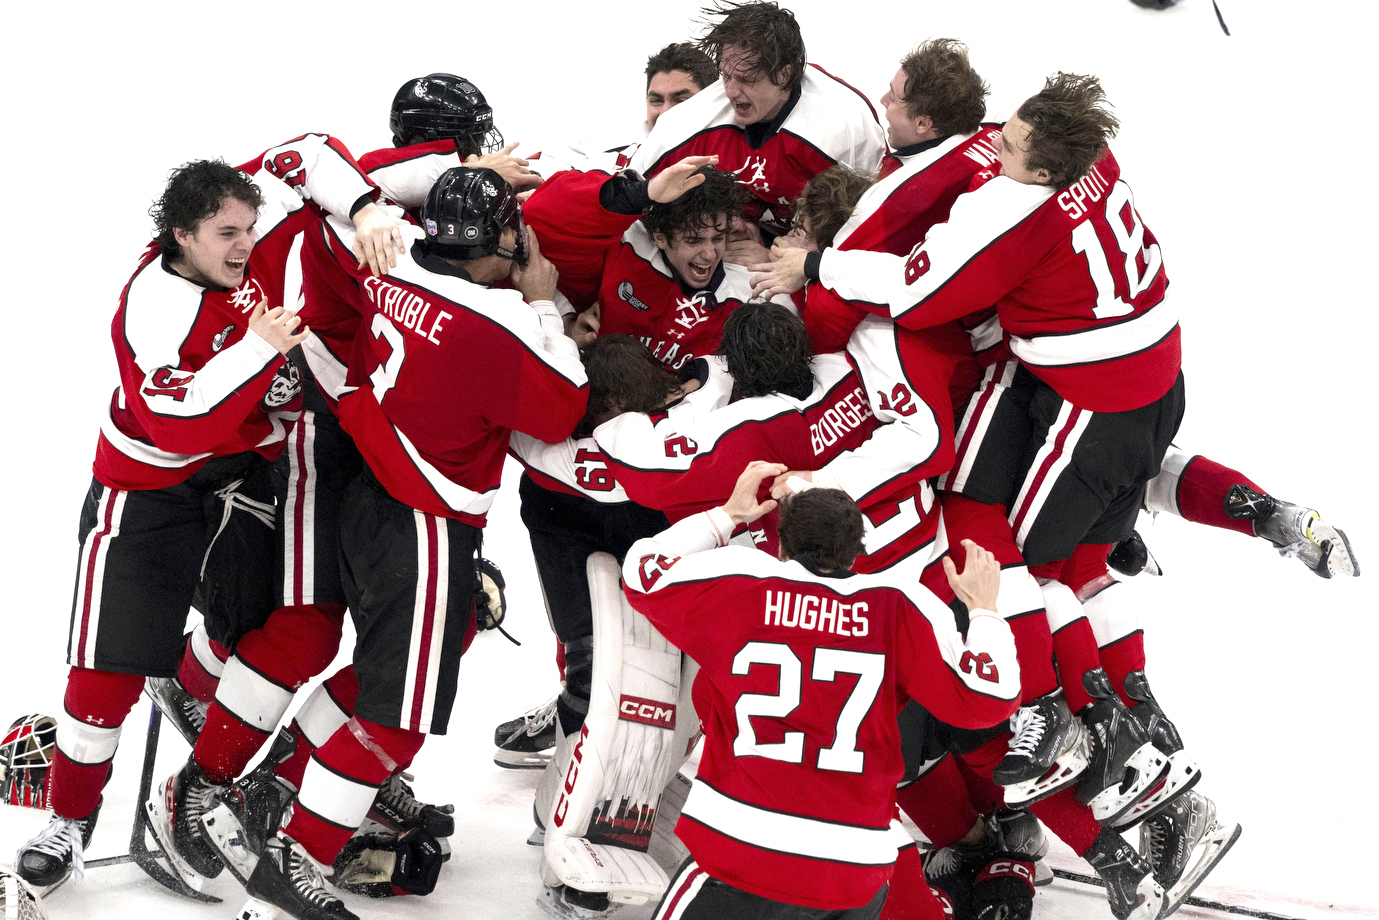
542,553,700,904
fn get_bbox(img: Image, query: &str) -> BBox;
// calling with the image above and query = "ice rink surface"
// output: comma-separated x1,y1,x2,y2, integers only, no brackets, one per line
0,0,1374,917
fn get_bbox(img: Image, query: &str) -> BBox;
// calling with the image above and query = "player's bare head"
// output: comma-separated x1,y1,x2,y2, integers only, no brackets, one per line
777,488,865,572
797,165,873,249
897,39,988,137
718,302,813,400
646,43,719,128
699,1,806,94
578,335,683,435
1012,73,1119,188
642,166,746,243
152,160,263,260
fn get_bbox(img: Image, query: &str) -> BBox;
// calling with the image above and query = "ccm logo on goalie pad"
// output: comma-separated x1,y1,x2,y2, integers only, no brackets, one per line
638,554,680,591
553,724,590,829
618,695,676,730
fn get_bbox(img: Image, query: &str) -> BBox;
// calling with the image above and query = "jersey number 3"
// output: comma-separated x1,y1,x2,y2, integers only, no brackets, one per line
731,642,885,774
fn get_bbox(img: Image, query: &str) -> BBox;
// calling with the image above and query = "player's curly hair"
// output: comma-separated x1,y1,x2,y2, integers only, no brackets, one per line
641,166,747,242
797,165,873,249
718,303,813,400
151,160,263,259
778,488,865,572
698,1,807,94
1014,73,1120,188
899,39,988,137
645,42,718,92
576,335,684,436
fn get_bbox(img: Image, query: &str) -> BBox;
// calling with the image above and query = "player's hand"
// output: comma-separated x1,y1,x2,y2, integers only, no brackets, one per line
647,155,719,203
725,237,771,267
570,302,601,347
249,302,310,356
750,247,809,300
722,460,788,526
511,228,559,303
351,203,408,277
775,225,816,253
465,142,543,192
770,469,812,499
942,540,1001,615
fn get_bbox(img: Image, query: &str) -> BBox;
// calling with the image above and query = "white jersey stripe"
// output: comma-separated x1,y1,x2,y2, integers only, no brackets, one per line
1008,402,1093,548
71,488,127,669
652,859,709,920
940,360,1018,494
1009,296,1179,368
418,518,450,732
680,777,904,866
399,511,430,725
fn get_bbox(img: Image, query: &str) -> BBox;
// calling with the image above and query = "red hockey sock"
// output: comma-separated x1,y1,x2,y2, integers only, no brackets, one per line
49,668,143,819
285,717,426,865
880,843,948,920
1028,786,1102,856
178,631,228,703
1098,632,1146,707
896,758,979,849
1176,456,1262,536
1059,544,1114,598
234,604,346,693
1008,612,1058,702
955,752,1006,815
322,666,360,711
1049,618,1103,713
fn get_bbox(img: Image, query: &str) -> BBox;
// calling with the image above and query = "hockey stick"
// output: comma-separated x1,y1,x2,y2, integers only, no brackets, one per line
1050,869,1302,920
99,704,221,903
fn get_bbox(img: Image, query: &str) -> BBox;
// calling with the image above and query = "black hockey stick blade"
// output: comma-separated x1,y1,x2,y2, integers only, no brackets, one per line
1050,868,1302,920
128,705,222,903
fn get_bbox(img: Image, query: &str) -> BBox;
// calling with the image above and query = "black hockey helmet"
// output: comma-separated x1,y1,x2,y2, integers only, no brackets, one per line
420,167,528,265
390,73,504,155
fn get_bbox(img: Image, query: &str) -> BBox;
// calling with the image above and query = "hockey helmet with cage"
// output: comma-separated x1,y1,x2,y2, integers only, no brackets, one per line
420,167,529,266
390,73,504,155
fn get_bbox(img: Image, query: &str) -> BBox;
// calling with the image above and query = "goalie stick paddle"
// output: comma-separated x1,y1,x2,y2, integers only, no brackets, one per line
1050,869,1301,920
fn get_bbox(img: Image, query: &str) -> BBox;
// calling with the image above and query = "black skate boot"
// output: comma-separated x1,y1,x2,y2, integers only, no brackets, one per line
1084,827,1165,920
994,691,1079,785
200,727,300,887
366,771,455,838
1114,670,1201,828
494,693,559,769
988,808,1051,886
16,798,101,889
1107,531,1162,577
143,676,209,746
243,833,358,920
1076,670,1168,826
1225,483,1360,578
148,759,227,886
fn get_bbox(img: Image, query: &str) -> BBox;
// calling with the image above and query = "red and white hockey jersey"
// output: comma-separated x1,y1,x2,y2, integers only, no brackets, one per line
818,148,1178,412
622,508,1020,909
95,134,377,490
523,169,796,371
508,432,630,504
627,65,886,236
318,217,587,525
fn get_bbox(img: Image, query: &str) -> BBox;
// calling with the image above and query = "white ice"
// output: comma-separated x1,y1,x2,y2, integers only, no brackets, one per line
0,0,1374,917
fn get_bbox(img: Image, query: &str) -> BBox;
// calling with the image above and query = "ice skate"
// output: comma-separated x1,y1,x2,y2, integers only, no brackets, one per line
988,808,1051,886
144,675,209,746
201,729,300,887
147,760,226,889
366,771,455,838
239,833,358,920
495,692,559,769
537,884,616,919
1113,670,1200,828
1226,484,1360,578
1107,530,1163,577
14,798,101,890
1000,715,1090,807
1076,670,1169,826
994,691,1079,785
1084,827,1165,920
1159,798,1241,917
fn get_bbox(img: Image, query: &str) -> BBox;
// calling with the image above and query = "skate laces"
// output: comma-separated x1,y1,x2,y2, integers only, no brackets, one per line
924,845,962,878
284,839,340,908
1007,705,1048,758
1142,815,1168,869
381,772,424,819
512,697,558,740
20,816,86,880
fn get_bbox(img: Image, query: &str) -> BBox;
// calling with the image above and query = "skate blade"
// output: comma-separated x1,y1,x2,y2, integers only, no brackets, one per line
1112,751,1202,829
1087,744,1169,825
495,750,554,769
143,794,211,893
1160,819,1242,919
528,824,547,846
536,885,621,920
237,895,281,920
201,803,261,887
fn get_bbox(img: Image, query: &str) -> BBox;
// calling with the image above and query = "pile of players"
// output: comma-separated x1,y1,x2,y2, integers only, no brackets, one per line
8,4,1358,920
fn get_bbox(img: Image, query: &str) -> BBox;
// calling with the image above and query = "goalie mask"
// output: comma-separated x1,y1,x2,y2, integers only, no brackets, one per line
420,167,528,267
1,714,57,810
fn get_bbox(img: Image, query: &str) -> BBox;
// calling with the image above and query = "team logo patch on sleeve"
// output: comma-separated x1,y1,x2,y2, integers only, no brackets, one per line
638,553,680,590
212,324,235,352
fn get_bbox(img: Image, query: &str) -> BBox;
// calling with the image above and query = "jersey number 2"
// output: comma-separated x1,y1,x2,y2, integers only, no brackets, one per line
731,642,884,774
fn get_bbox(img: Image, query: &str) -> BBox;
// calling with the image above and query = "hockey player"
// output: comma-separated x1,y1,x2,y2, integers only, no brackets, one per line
628,1,886,240
188,167,587,920
14,137,403,891
645,42,719,132
624,461,1022,919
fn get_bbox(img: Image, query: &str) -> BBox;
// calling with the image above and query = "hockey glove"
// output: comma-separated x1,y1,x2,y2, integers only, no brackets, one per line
970,853,1036,920
474,557,507,630
332,828,444,898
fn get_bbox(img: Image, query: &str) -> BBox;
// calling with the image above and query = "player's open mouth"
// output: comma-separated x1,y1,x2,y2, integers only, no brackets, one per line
226,258,246,271
688,260,713,282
